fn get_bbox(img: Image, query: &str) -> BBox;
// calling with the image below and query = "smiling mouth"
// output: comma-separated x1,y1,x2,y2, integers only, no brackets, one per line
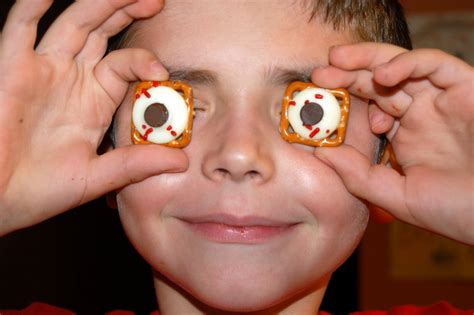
178,214,300,244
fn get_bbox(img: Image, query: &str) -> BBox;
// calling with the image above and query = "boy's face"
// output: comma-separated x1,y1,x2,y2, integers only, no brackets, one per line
115,1,376,311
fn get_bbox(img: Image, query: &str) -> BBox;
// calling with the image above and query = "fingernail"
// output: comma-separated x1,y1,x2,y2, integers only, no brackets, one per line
370,110,390,134
370,110,384,128
150,61,167,77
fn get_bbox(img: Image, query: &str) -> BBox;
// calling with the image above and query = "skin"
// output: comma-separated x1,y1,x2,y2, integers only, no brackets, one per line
0,0,472,313
313,45,474,244
0,0,187,236
114,1,374,313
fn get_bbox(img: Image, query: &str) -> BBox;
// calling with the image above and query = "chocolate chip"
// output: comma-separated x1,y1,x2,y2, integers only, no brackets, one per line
144,103,169,127
300,102,323,126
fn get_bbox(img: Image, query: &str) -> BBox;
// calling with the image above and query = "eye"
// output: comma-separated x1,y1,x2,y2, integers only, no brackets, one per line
279,81,350,147
287,88,341,140
192,99,207,118
132,81,193,147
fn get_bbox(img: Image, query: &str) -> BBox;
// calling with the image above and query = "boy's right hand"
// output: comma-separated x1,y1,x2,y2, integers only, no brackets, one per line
0,0,188,236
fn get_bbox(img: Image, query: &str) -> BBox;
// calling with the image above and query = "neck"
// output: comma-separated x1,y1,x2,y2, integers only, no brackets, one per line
154,271,329,315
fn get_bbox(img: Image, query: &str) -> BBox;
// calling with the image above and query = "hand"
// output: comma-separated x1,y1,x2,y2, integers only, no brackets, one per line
312,43,474,244
0,0,188,236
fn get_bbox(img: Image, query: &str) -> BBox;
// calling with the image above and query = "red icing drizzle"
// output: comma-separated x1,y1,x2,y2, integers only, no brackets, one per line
166,125,177,137
305,100,310,104
143,127,153,140
137,81,159,100
315,94,323,99
289,101,296,106
326,129,330,134
304,125,313,130
142,89,151,98
309,127,320,138
142,124,147,130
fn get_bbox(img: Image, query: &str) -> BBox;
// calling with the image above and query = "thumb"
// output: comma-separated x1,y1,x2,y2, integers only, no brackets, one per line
82,144,188,204
314,144,408,219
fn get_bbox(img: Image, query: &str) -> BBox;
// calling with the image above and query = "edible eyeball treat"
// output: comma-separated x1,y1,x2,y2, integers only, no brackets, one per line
280,81,350,147
289,88,340,140
131,81,194,148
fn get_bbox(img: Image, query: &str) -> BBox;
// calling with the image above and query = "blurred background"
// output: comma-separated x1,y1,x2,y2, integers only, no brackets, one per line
0,0,473,314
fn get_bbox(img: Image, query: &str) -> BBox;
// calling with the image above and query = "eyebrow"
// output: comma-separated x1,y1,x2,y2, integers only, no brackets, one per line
167,66,314,86
264,66,313,85
168,69,219,85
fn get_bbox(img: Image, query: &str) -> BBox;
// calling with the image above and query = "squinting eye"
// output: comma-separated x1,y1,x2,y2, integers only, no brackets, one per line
132,81,194,148
280,81,350,147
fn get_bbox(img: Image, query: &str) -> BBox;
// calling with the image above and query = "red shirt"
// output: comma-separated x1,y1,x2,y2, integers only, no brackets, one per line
1,301,472,315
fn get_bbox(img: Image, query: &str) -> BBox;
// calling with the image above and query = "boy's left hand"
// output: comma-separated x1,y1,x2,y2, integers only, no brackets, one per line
312,43,473,244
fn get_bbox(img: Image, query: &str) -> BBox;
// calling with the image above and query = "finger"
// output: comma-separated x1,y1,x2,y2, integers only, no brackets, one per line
374,49,474,89
83,145,189,204
314,144,413,223
328,42,407,71
313,65,368,90
312,66,413,117
94,48,168,106
314,145,473,245
37,0,162,57
76,0,165,62
75,10,133,62
2,0,53,53
368,101,395,134
37,0,136,56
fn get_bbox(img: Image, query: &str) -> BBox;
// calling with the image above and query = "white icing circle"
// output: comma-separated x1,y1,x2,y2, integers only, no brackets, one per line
288,88,341,140
132,86,188,144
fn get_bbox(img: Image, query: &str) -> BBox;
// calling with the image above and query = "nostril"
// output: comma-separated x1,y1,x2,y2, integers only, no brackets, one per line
247,170,259,179
213,168,262,182
245,170,264,183
202,146,274,183
214,168,230,181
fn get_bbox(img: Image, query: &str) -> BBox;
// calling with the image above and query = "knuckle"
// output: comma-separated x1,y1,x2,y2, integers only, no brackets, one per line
417,48,447,60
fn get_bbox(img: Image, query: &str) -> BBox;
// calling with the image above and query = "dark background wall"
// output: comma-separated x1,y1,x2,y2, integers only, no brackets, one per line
0,1,358,314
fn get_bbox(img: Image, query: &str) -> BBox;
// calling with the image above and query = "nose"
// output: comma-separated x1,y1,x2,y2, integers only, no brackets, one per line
201,108,275,184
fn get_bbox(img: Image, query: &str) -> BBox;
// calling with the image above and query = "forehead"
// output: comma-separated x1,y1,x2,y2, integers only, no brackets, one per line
127,1,355,73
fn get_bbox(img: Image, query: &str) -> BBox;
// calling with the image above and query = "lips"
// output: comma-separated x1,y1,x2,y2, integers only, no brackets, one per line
178,213,300,244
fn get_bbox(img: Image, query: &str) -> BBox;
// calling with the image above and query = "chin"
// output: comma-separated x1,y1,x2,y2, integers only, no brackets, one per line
192,286,291,312
151,236,341,312
169,268,329,313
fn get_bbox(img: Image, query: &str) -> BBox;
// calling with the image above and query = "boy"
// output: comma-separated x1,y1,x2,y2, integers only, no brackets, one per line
0,0,472,313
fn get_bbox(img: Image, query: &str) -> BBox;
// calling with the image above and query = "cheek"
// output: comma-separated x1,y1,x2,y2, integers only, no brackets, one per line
115,174,186,262
294,162,369,273
289,152,369,234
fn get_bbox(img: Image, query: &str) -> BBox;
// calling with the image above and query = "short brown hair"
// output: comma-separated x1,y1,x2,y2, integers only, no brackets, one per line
308,0,412,49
